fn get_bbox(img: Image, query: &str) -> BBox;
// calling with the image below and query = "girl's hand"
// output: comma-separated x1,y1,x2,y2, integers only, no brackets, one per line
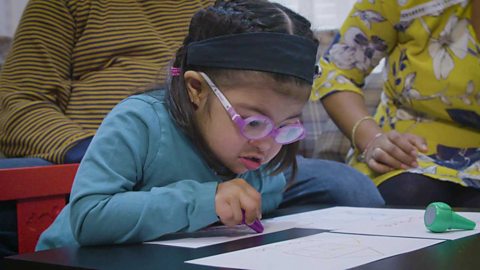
362,131,428,173
215,178,262,226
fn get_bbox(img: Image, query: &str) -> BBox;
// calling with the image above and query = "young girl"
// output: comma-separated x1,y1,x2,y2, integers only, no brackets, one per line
36,0,318,250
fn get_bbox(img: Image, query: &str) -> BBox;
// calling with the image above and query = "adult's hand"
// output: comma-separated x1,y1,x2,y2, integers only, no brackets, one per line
362,131,428,173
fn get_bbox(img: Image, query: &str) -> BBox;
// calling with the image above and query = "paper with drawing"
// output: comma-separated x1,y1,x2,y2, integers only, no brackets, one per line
187,232,443,270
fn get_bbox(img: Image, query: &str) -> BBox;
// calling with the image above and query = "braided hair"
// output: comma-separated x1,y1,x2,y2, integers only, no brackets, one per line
165,0,318,179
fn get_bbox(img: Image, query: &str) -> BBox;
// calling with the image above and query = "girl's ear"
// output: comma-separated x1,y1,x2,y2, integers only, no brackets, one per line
184,71,207,108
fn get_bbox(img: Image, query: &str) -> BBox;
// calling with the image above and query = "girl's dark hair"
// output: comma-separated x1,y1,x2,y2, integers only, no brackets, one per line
165,0,318,180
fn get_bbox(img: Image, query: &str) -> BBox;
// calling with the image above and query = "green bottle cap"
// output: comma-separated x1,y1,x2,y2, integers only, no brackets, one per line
424,202,476,233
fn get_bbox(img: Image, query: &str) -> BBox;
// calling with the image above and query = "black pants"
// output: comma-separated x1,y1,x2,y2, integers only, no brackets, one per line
0,202,17,261
378,173,480,207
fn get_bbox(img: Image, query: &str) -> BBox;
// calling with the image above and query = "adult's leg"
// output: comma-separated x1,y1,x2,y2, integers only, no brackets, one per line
378,173,457,207
0,158,53,169
0,158,53,259
0,201,17,260
451,184,480,208
280,155,385,208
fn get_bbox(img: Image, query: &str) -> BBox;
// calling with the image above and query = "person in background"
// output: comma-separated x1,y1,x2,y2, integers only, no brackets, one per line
0,0,384,258
314,0,480,206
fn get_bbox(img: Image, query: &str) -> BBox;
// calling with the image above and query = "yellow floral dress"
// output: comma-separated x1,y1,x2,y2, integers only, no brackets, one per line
313,0,480,188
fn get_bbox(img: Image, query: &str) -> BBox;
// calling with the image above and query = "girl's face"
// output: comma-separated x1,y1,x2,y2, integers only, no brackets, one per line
185,71,309,174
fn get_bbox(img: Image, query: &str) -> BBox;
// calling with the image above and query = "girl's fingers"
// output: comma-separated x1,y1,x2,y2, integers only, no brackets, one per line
216,201,235,226
214,178,261,226
240,195,260,225
229,197,243,226
242,187,262,220
215,182,242,226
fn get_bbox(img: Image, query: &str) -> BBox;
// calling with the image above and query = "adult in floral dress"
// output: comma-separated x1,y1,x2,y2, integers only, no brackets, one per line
314,0,480,206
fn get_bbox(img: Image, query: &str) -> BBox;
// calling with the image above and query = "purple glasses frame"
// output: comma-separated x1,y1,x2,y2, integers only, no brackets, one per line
198,72,305,145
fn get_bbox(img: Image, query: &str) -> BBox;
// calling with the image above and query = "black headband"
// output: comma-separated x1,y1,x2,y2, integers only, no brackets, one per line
186,32,317,84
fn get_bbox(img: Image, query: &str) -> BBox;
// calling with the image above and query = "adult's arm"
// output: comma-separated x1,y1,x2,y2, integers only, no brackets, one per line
314,1,425,172
0,0,92,162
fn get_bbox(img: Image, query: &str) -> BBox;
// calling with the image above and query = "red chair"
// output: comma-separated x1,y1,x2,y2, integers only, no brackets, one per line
0,163,79,253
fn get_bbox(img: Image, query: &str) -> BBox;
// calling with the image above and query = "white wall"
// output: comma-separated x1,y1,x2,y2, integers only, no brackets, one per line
273,0,356,30
0,0,29,37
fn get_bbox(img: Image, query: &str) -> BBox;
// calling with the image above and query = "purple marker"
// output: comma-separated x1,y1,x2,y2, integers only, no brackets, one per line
242,209,264,233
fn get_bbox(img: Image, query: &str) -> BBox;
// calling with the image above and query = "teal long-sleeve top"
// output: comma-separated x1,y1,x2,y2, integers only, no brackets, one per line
36,90,286,250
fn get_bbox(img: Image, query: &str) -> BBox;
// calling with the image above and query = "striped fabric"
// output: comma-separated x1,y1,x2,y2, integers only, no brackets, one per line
0,0,213,163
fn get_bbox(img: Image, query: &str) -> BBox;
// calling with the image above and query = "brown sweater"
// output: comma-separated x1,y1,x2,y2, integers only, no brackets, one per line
0,0,213,163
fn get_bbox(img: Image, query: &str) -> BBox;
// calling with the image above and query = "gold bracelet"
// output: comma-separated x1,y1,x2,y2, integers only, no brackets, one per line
358,132,383,162
351,116,375,151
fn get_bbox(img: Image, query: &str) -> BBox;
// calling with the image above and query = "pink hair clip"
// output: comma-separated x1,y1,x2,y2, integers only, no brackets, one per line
170,67,181,76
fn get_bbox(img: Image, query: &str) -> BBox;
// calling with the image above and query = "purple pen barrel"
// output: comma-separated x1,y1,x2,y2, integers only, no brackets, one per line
248,219,264,233
241,209,264,233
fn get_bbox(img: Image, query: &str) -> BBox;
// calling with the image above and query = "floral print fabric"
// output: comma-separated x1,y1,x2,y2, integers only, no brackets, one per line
313,0,480,187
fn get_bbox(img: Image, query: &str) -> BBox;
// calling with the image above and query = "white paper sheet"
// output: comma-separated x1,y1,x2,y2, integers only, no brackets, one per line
274,207,480,240
145,206,479,249
271,206,404,230
334,209,480,240
187,232,443,270
145,220,297,248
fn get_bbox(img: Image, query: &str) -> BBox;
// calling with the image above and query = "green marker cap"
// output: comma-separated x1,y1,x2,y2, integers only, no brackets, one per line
424,202,476,233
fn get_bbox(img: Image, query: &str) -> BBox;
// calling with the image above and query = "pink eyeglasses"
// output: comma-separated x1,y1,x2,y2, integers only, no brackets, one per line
198,72,305,145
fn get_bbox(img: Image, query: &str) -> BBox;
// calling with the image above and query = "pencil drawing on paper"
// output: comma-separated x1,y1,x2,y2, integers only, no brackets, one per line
376,215,423,228
258,235,385,259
